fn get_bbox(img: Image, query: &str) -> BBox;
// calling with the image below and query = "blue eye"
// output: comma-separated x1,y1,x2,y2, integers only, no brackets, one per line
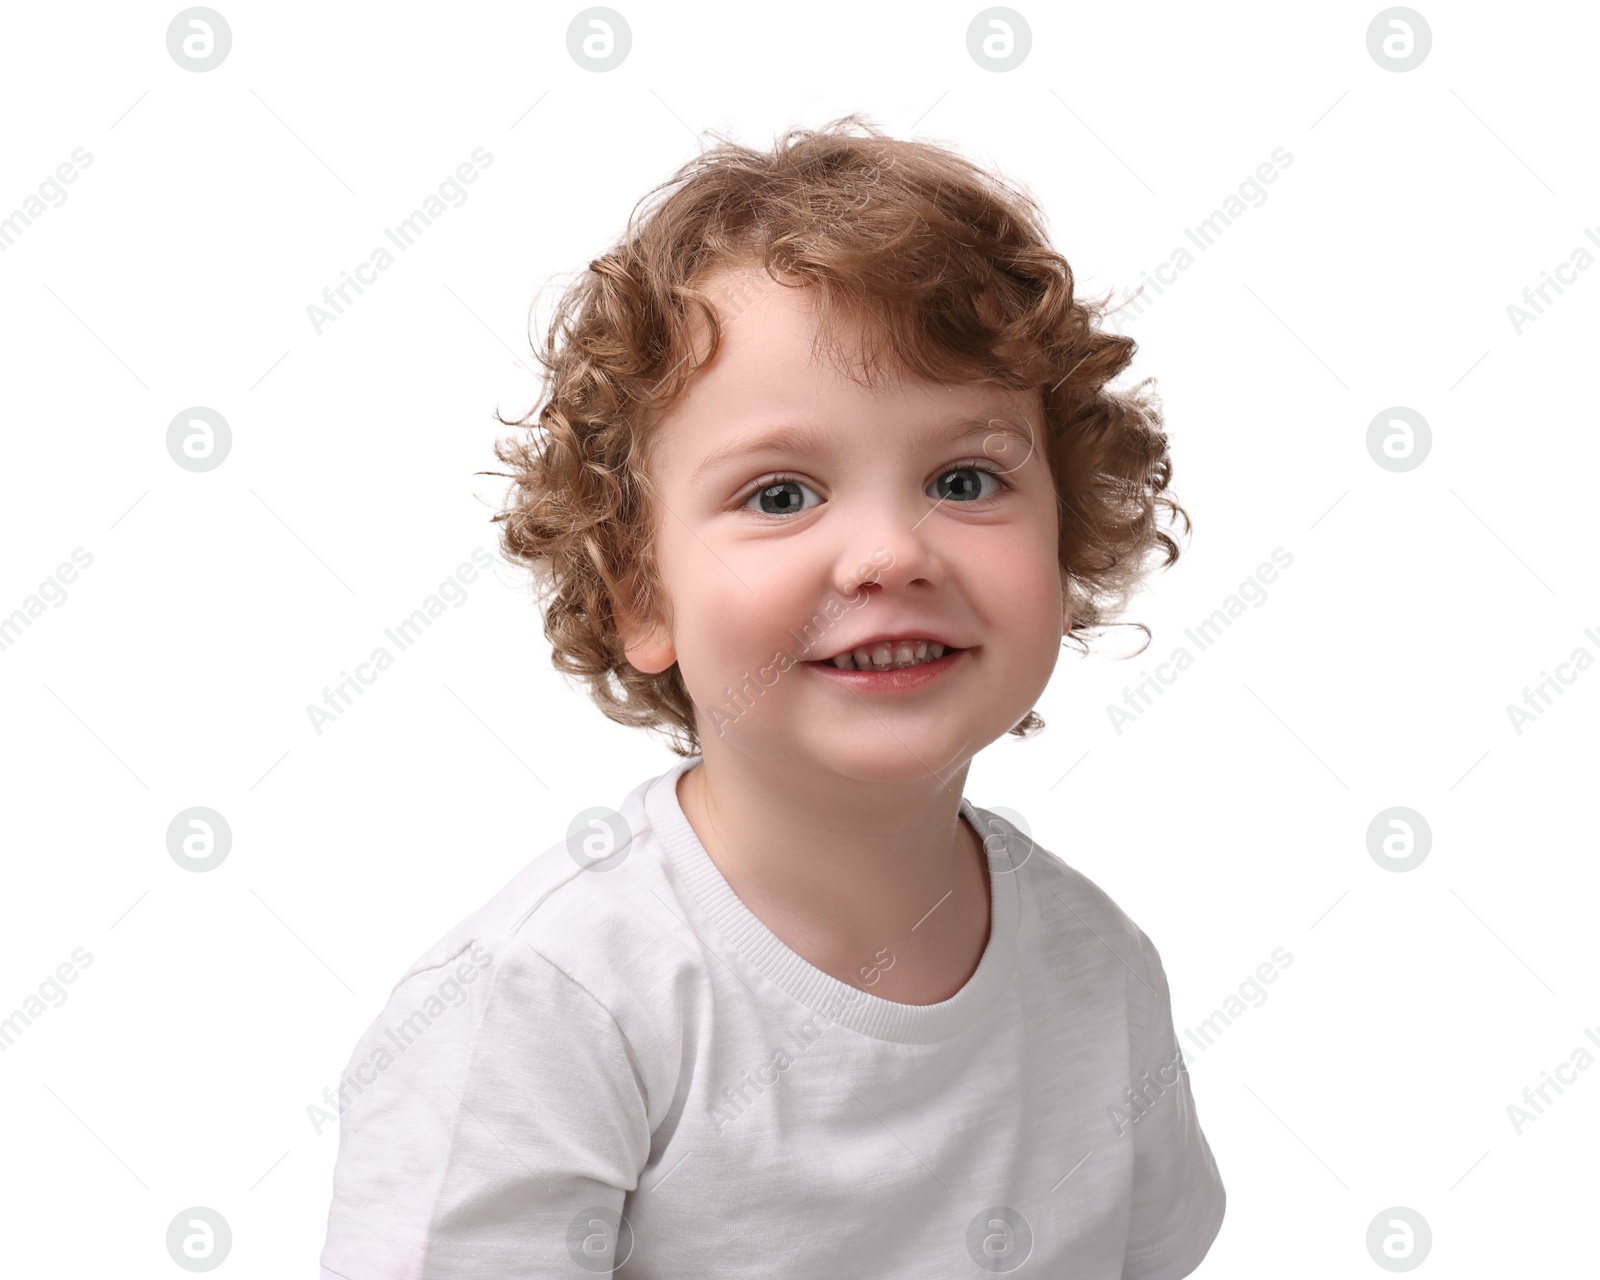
930,466,1007,504
744,476,820,517
739,464,1012,519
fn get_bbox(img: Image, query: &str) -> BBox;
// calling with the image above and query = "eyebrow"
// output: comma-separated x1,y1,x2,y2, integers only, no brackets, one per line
689,413,1036,487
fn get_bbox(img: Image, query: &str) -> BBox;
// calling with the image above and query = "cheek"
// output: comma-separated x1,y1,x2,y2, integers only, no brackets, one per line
673,568,782,682
1024,589,1066,651
984,539,1063,621
1015,580,1068,663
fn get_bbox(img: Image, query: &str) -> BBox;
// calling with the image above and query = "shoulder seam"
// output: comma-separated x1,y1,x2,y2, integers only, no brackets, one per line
504,932,655,1112
383,938,484,1004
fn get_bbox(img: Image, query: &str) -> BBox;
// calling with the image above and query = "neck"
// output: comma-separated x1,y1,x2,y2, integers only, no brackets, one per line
675,746,991,1003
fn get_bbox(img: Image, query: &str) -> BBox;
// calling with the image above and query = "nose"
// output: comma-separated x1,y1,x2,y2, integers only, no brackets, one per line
834,486,948,598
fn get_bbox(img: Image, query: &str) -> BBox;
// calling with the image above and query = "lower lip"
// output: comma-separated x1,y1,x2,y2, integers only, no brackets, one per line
803,648,969,691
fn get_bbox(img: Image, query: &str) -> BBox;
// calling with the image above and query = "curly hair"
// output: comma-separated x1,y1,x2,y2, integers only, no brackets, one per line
485,114,1189,759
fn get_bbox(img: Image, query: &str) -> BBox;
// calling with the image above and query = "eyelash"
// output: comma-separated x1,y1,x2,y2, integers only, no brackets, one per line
736,460,1015,518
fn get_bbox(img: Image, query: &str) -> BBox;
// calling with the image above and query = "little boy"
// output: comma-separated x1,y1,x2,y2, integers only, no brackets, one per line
320,116,1224,1278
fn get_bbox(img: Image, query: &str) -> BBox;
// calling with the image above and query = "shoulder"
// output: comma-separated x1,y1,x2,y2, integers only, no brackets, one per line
970,800,1157,955
365,770,703,1099
968,799,1169,1021
319,776,683,1275
380,835,656,995
384,769,681,991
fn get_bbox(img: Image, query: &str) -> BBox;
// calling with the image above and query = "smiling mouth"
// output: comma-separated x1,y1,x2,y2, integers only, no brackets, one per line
807,641,967,672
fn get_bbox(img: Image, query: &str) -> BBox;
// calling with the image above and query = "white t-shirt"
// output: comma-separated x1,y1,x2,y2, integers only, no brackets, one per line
319,755,1225,1278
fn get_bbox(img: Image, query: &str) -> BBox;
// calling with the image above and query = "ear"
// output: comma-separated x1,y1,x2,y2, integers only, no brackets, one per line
614,568,677,675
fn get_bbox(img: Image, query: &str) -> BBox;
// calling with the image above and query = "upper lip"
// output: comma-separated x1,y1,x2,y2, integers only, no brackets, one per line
809,632,967,662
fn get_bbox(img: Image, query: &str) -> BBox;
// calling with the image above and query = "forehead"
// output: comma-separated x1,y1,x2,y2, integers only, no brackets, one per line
690,264,865,385
656,266,1039,464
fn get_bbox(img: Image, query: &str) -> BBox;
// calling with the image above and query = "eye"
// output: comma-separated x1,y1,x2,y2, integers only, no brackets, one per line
736,463,1013,520
931,463,1011,504
741,475,821,518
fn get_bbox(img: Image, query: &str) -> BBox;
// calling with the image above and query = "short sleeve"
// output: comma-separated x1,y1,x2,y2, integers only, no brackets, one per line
1121,930,1226,1280
318,934,651,1279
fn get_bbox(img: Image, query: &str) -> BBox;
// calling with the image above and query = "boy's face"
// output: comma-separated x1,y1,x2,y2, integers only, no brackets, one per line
618,266,1069,784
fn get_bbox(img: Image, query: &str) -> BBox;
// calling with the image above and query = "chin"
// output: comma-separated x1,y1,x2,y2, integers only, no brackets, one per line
812,737,976,784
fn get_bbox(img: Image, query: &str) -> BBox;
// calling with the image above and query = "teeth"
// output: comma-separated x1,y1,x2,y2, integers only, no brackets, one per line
828,640,948,671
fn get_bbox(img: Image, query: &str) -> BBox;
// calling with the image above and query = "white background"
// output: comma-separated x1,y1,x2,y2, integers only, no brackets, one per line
1,1,1594,1275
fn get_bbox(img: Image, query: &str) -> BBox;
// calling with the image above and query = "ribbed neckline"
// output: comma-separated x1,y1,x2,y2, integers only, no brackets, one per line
645,755,1019,1044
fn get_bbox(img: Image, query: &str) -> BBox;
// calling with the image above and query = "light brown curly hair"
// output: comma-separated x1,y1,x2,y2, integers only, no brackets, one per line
484,115,1189,759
